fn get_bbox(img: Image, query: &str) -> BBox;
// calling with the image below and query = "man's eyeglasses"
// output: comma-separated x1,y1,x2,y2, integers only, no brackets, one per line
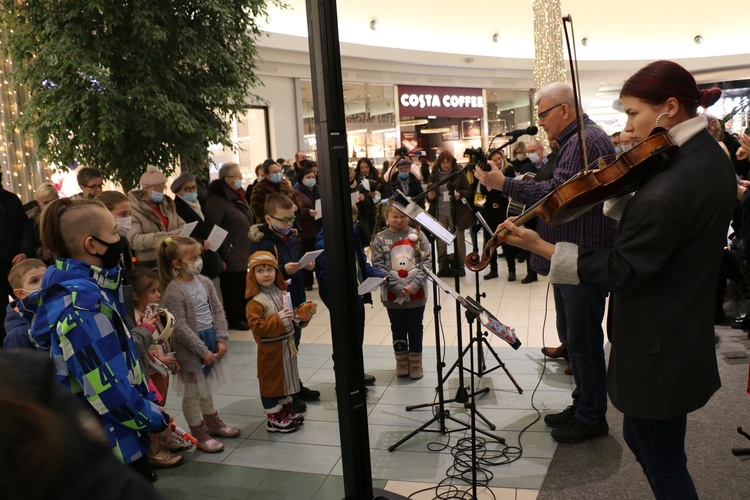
85,183,103,190
270,215,296,224
537,103,563,121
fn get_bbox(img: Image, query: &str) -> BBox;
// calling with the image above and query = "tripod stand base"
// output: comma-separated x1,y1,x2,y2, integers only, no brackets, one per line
405,386,489,411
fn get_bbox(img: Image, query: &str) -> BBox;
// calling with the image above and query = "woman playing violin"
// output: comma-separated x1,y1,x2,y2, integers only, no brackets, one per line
501,60,735,500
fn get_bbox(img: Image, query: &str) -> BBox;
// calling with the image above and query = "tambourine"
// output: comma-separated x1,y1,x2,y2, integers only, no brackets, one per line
295,301,317,320
151,308,175,345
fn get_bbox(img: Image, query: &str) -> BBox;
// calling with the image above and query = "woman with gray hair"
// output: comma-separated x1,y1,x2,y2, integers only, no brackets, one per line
205,163,254,331
127,166,185,269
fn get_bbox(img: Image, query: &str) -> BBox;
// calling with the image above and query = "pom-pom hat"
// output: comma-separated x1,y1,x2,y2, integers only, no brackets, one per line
140,165,168,189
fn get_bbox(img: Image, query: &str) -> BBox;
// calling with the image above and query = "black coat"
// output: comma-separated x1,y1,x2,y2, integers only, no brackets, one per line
174,196,222,279
578,129,736,419
0,188,34,275
204,180,254,273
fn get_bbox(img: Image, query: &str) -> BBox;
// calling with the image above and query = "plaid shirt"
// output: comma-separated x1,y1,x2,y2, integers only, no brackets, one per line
504,115,618,275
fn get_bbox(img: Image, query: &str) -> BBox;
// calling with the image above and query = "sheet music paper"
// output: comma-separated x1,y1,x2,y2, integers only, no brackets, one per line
357,277,386,295
297,249,324,268
180,221,198,237
393,189,455,245
361,178,371,191
350,191,360,204
206,225,228,252
314,199,322,220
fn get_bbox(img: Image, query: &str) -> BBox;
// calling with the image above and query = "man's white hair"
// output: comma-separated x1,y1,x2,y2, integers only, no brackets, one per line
535,82,575,107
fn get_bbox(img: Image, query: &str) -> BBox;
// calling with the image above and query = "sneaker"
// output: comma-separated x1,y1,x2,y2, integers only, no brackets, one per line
282,402,305,424
297,383,321,402
267,411,300,433
544,405,577,428
291,396,307,413
551,417,609,443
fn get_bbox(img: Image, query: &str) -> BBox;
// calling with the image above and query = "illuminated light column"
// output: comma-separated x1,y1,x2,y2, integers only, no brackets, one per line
532,0,567,147
0,27,47,201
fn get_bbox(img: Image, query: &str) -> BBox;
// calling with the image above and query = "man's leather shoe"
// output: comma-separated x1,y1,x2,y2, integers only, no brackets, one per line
484,270,499,280
544,405,577,428
564,365,573,375
731,316,750,330
551,417,609,443
521,272,538,284
364,373,376,386
541,344,568,360
507,270,516,282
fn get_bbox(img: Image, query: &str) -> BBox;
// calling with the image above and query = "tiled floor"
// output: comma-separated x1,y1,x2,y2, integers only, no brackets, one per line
157,264,573,499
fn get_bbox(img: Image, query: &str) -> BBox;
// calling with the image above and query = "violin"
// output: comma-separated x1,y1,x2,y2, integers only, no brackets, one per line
465,130,678,272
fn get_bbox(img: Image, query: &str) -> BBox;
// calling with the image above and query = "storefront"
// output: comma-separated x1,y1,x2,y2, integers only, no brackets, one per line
299,81,534,167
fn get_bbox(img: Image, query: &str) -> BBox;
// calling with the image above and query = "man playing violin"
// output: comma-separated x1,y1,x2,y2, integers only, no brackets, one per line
499,61,734,499
475,82,617,444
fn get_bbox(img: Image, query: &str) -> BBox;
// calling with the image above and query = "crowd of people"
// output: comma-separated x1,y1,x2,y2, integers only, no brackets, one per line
2,58,750,498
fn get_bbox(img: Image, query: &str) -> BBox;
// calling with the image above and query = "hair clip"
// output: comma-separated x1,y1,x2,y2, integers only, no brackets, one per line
164,237,172,245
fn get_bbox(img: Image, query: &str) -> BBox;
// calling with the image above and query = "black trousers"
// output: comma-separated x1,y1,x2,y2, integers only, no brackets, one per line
219,270,248,325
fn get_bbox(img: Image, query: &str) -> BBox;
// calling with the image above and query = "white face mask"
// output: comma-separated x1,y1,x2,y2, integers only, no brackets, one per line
115,217,132,236
528,153,541,164
515,153,526,162
302,178,316,188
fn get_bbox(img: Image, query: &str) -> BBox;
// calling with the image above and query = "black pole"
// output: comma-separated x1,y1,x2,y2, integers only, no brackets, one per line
305,2,372,498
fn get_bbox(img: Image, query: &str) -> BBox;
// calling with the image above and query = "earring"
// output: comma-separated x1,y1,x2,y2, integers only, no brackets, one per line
655,111,670,130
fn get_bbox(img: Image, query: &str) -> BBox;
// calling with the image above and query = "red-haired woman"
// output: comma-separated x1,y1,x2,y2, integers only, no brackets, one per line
502,60,734,499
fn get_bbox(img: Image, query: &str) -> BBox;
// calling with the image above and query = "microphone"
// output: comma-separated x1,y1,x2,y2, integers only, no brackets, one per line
502,125,538,138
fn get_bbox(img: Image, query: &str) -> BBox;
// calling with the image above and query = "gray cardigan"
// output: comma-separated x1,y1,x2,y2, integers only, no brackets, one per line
159,275,229,375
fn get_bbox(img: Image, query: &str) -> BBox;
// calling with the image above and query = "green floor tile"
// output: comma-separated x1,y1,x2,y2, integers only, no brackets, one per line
155,461,219,494
252,470,327,500
193,465,270,499
312,476,388,500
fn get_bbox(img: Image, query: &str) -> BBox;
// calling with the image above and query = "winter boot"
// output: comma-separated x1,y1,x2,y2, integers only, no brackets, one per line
204,411,241,438
160,430,185,452
409,352,423,379
395,350,409,377
282,399,305,424
189,421,225,453
266,405,300,433
147,439,184,469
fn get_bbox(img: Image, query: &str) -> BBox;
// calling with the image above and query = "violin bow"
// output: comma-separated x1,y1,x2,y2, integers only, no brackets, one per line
561,15,589,172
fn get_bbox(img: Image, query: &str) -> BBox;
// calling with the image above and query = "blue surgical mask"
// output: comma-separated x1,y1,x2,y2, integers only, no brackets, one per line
398,172,410,180
270,173,283,184
233,179,242,190
614,145,622,154
150,191,164,203
303,178,316,189
621,144,632,152
271,222,292,235
373,193,382,204
182,192,199,202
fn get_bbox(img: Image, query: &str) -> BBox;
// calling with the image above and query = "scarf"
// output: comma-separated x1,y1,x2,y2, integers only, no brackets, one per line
180,195,204,221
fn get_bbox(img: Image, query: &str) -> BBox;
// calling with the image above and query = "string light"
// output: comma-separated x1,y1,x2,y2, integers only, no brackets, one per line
532,0,567,146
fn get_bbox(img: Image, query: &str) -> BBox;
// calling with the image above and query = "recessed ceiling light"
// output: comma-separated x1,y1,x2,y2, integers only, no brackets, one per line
694,35,703,44
370,20,377,31
492,33,499,43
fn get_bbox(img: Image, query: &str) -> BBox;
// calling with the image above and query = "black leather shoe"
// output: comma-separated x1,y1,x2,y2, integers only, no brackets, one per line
507,270,516,282
521,273,538,284
544,405,577,428
484,270,499,280
364,373,376,386
731,316,750,330
297,384,321,402
229,321,251,331
551,417,609,443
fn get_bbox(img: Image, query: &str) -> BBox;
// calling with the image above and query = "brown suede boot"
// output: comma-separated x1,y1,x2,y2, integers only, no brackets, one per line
408,352,423,379
204,411,241,438
189,421,225,453
147,439,184,469
395,350,409,377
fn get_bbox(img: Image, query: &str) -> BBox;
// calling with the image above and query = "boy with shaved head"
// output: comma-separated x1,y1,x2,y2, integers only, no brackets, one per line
26,198,170,482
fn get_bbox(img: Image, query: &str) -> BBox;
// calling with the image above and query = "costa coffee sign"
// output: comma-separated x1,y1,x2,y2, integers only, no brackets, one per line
398,85,483,118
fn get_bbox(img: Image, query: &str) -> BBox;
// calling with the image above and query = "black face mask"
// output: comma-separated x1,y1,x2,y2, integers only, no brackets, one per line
90,235,126,269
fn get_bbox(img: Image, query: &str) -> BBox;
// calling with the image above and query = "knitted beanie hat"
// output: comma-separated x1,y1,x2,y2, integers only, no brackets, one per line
245,250,287,299
140,165,168,189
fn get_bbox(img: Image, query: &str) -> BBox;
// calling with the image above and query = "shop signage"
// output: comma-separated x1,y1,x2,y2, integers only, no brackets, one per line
398,85,483,118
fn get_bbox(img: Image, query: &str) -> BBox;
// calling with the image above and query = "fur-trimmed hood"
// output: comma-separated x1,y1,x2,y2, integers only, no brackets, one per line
128,189,178,229
248,223,298,243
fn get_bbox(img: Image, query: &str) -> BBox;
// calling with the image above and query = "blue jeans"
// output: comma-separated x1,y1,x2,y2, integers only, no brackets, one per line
623,414,697,499
387,306,425,353
552,284,607,424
